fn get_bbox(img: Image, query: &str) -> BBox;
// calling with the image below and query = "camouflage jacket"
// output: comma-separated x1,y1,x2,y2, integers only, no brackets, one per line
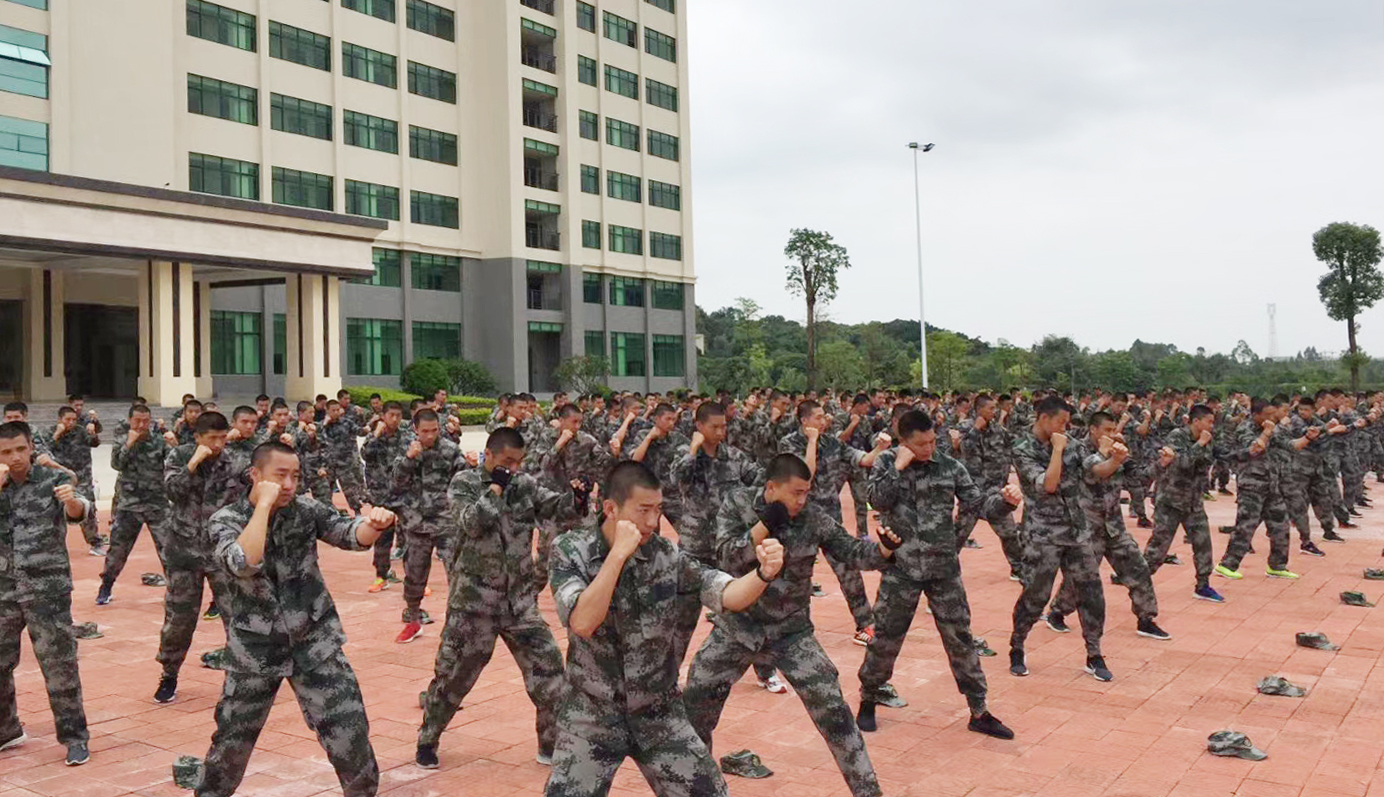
623,428,690,521
319,418,363,472
715,487,888,638
666,442,762,561
1156,427,1214,510
110,431,173,512
211,497,369,677
0,464,85,600
392,437,468,520
540,431,613,490
37,424,98,484
868,449,1011,578
960,419,1012,489
359,426,414,502
835,412,877,454
448,468,578,615
288,423,329,480
1282,413,1328,475
778,430,864,518
1011,431,1089,545
551,519,734,719
1229,420,1291,495
580,412,610,445
164,446,249,560
1079,449,1123,537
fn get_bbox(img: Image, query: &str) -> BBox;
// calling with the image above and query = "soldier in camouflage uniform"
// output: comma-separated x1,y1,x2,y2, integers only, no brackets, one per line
623,404,690,525
538,404,612,593
1009,396,1111,681
319,400,367,515
416,427,587,769
101,404,176,604
1215,398,1297,580
37,406,104,554
156,412,247,702
857,410,1019,739
197,442,395,797
290,401,332,503
1208,396,1236,495
956,394,1025,575
0,422,92,765
1142,405,1222,600
837,394,878,540
360,402,412,590
1048,412,1169,640
392,409,469,642
1281,396,1339,554
544,461,783,797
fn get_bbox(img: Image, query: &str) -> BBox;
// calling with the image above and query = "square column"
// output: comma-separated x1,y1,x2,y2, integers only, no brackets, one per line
194,279,213,398
137,261,198,407
285,274,342,400
23,269,66,401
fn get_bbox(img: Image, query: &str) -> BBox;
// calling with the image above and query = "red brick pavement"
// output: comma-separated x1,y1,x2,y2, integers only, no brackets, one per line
8,489,1384,796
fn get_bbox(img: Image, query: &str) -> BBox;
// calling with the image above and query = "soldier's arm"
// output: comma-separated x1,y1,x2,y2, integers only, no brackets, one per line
562,541,627,639
1011,440,1050,496
163,449,195,500
955,463,1014,523
309,499,374,551
667,445,695,491
391,451,419,498
214,508,263,578
713,496,762,574
533,478,580,525
866,453,904,512
453,472,502,537
816,512,891,571
680,550,762,613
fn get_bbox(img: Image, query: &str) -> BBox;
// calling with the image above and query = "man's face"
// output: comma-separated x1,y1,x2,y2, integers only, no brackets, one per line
196,429,229,456
129,412,152,436
976,401,996,422
1191,414,1215,437
486,444,526,473
339,394,353,408
272,407,291,428
184,406,202,424
772,397,790,415
370,398,383,413
559,412,583,434
1092,420,1118,443
697,413,727,447
765,476,812,518
654,412,677,434
4,410,26,423
1037,410,1071,437
383,408,403,430
0,434,32,479
71,399,85,414
416,419,440,449
1110,400,1127,416
234,414,257,439
1298,404,1315,421
252,451,300,508
298,407,315,425
434,390,448,407
593,397,605,412
256,399,269,416
803,406,828,432
58,411,77,430
902,429,938,463
605,485,664,543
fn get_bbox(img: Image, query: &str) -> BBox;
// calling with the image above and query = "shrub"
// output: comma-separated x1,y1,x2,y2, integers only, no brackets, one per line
342,387,419,407
442,359,497,397
402,359,452,397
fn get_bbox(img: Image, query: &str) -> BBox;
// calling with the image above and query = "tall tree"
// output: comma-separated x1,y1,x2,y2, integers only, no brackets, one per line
1315,222,1384,390
784,229,851,390
926,331,970,392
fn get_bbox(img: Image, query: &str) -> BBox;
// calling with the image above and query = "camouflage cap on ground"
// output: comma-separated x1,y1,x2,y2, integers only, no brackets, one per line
1207,731,1267,761
1341,591,1375,608
1256,676,1307,698
1363,568,1384,581
973,637,997,657
141,572,166,587
1295,632,1339,651
201,647,228,670
720,749,773,779
171,755,204,789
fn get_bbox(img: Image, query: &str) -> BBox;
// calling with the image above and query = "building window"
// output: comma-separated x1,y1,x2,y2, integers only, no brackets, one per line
652,280,684,310
3,0,47,8
273,313,286,375
582,220,601,250
648,129,679,161
610,332,645,377
607,171,640,203
583,272,602,304
189,152,259,200
354,248,402,286
652,334,684,377
342,0,395,23
603,11,636,47
409,125,457,165
270,93,331,139
584,330,605,357
343,110,398,153
524,138,559,158
0,114,46,171
645,28,676,62
272,166,333,210
406,0,454,41
186,0,256,52
408,61,456,103
345,179,400,220
210,311,262,375
646,0,674,12
0,24,49,99
520,0,554,14
411,253,460,292
188,74,258,125
342,42,397,88
604,65,639,100
609,226,643,257
646,78,677,112
579,110,598,140
577,55,597,86
609,275,645,306
410,190,459,228
648,180,681,211
413,321,461,360
269,21,330,70
580,164,599,194
650,231,682,260
347,318,403,376
573,1,596,31
606,118,640,151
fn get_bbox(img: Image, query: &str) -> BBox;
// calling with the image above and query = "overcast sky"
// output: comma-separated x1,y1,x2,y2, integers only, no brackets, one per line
684,0,1384,359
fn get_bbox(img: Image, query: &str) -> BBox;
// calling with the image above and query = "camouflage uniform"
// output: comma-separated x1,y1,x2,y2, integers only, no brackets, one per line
319,417,366,513
391,437,468,623
0,465,89,747
37,423,102,547
1010,432,1106,657
417,469,575,755
837,412,876,538
779,430,874,633
360,426,413,579
1220,420,1291,572
1211,407,1237,492
290,424,332,503
545,521,733,797
200,497,378,797
623,428,690,526
105,430,172,585
1336,407,1367,512
956,419,1025,573
1142,427,1215,589
861,449,1011,715
682,488,885,797
1121,407,1155,523
537,430,611,592
160,445,246,676
1281,413,1337,541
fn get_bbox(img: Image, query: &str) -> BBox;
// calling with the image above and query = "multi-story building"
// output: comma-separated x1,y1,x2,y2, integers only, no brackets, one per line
0,0,696,401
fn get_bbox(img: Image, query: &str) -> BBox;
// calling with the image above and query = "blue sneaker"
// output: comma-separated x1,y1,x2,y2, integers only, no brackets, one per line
1194,584,1225,603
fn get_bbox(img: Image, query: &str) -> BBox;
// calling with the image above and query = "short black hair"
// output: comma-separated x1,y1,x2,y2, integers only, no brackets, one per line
255,394,270,403
58,405,77,419
486,427,525,453
1034,396,1071,419
1250,397,1269,415
766,453,812,484
2,401,27,415
383,401,404,415
270,399,288,410
315,394,328,402
974,393,994,410
1088,411,1116,429
337,389,351,399
251,440,297,469
296,401,313,413
694,401,726,424
232,405,257,421
796,399,821,422
852,393,870,408
897,410,934,439
129,404,151,418
1299,395,1316,407
1188,404,1214,422
67,394,83,403
193,411,230,434
413,408,440,425
0,421,31,442
557,403,583,420
652,402,676,419
370,393,382,401
605,461,661,505
183,399,203,411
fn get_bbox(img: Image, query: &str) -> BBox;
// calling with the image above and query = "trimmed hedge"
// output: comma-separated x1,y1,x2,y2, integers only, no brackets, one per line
342,386,496,419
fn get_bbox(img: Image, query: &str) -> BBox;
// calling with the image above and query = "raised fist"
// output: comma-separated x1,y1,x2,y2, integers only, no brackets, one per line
756,538,785,578
1002,484,1023,506
252,481,282,508
612,520,642,559
406,441,423,459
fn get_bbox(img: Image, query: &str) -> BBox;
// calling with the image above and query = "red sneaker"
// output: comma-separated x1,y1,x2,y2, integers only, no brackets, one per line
396,622,423,644
853,626,875,647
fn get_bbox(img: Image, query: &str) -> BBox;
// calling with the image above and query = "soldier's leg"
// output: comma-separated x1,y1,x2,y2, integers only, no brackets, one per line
1059,545,1105,658
371,528,395,582
1263,493,1291,572
25,597,87,745
1307,470,1339,534
401,529,435,623
1051,533,1107,618
338,470,366,514
1324,461,1350,525
775,632,882,797
1212,459,1231,491
824,551,873,632
310,474,334,506
1142,504,1182,576
991,514,1027,577
197,671,281,797
1219,489,1265,572
670,593,701,672
418,610,500,747
533,520,559,595
0,597,26,743
1282,478,1313,543
1010,541,1062,653
76,483,101,547
155,561,203,677
1105,531,1158,621
543,715,628,797
955,508,981,548
847,473,870,539
1343,452,1364,507
498,606,566,756
289,650,378,797
858,569,923,698
1185,508,1214,589
923,575,987,713
682,629,755,748
630,711,732,797
100,509,144,586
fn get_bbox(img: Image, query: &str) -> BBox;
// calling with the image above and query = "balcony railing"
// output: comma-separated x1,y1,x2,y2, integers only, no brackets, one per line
522,107,557,133
520,0,554,14
524,167,559,191
521,47,557,73
526,228,560,250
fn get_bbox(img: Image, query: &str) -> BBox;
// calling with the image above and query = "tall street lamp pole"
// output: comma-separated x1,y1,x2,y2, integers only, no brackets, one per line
909,142,934,389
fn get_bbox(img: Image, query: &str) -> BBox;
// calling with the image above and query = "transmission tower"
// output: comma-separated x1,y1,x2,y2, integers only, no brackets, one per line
1268,304,1278,360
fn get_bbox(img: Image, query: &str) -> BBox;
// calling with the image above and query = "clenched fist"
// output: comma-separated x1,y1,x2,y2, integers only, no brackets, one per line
1002,484,1023,506
611,519,642,560
364,506,397,529
894,445,916,470
406,441,423,459
1051,433,1068,451
252,481,282,508
755,538,785,578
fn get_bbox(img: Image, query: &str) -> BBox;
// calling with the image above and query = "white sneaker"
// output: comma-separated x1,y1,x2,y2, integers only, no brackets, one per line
757,674,788,694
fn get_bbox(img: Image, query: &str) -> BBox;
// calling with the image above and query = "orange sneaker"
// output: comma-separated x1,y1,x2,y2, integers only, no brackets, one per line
424,586,433,597
396,622,423,644
853,626,875,647
368,578,388,593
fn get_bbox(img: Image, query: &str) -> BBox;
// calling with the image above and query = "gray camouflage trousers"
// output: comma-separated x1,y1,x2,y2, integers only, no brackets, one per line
400,523,455,623
102,505,169,584
159,548,232,676
957,509,1025,576
1052,523,1158,623
1220,487,1289,572
197,649,377,797
1143,501,1214,590
1282,469,1337,542
0,594,88,746
1011,540,1105,657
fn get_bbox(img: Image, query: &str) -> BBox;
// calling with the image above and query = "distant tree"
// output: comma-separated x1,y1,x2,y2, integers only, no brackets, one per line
1314,222,1384,390
553,355,610,395
784,229,851,390
1231,340,1258,365
926,331,970,392
816,340,868,390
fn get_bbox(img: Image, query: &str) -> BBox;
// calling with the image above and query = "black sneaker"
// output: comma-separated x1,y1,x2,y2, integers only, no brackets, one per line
65,742,89,766
968,712,1015,740
1323,530,1346,543
1218,525,1235,534
1044,612,1070,633
1218,488,1234,496
1136,619,1171,641
416,744,440,769
95,583,112,606
536,746,554,766
963,538,982,549
856,700,877,732
1164,554,1183,566
1301,541,1326,557
1110,573,1124,586
1137,518,1153,529
1350,509,1364,518
153,675,177,704
1009,649,1028,677
1084,656,1114,682
1341,520,1359,529
0,730,27,752
811,583,826,598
